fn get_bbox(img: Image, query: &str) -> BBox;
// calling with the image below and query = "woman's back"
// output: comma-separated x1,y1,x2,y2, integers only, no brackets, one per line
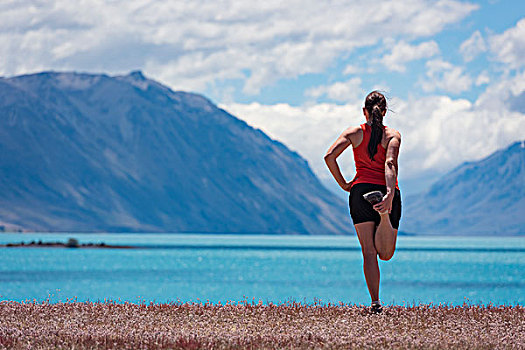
351,123,399,188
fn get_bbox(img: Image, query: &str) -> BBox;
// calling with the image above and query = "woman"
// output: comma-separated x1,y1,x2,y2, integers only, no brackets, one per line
324,91,401,314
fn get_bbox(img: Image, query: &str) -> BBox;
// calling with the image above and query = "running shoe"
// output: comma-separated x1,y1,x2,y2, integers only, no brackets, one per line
363,191,384,205
370,301,383,314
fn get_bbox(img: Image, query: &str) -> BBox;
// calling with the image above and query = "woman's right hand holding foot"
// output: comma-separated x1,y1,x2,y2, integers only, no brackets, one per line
373,193,393,214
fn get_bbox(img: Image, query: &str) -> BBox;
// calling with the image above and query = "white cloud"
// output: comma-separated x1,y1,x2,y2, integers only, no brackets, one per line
223,73,525,188
489,18,525,69
380,41,440,72
459,30,487,62
0,0,477,93
420,59,473,94
475,70,490,86
475,70,525,110
305,78,363,103
342,64,360,75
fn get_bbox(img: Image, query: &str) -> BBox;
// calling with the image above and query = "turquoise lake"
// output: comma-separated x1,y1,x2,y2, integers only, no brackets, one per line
1,233,523,306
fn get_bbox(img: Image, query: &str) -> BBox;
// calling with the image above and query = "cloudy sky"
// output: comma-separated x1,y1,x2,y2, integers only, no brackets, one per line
2,0,524,195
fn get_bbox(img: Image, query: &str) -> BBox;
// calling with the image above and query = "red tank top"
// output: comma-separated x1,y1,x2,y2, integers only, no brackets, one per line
351,123,399,189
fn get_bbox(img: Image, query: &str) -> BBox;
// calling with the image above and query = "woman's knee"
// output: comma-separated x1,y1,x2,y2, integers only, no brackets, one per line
362,248,378,261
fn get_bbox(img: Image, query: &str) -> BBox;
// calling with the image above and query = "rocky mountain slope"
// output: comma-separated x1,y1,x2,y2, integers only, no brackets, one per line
402,141,525,235
0,71,349,234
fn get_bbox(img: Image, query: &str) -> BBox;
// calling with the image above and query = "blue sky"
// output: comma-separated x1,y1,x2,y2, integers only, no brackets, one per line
1,0,524,195
205,0,525,106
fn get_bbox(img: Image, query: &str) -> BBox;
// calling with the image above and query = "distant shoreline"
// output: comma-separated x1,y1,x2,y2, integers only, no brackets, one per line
2,231,524,236
0,240,135,249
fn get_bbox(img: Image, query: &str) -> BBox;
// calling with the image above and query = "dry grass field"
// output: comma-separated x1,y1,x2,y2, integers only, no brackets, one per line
0,300,523,349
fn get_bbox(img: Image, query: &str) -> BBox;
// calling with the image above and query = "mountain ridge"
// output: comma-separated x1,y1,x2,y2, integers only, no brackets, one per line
401,140,525,235
0,71,349,234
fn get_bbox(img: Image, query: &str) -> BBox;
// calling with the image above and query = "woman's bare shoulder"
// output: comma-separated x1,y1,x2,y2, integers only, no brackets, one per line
342,125,362,137
341,125,364,145
385,126,401,140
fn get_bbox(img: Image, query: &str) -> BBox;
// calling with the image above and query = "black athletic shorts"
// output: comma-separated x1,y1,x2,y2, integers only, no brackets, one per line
349,183,402,229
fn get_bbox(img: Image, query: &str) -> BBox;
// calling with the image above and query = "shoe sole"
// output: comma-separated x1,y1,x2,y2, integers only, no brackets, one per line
363,191,384,205
363,191,388,215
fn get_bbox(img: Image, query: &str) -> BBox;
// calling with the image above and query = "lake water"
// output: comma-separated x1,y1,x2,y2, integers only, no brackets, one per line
1,233,523,306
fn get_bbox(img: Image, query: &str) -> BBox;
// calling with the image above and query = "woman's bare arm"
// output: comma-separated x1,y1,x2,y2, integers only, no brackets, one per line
324,127,360,192
374,130,401,213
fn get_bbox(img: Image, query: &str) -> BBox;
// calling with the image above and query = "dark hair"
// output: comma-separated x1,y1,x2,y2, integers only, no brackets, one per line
364,91,387,160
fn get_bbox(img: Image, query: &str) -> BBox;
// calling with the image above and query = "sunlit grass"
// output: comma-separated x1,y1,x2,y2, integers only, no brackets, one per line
0,299,522,349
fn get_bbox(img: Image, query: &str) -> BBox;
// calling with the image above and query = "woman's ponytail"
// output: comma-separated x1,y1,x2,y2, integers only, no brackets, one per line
364,91,387,160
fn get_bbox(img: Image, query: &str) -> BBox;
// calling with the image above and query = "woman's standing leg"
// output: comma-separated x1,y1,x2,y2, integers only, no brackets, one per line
354,222,380,302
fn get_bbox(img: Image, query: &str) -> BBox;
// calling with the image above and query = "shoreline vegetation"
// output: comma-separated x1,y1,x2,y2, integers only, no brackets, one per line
0,238,134,249
0,301,522,349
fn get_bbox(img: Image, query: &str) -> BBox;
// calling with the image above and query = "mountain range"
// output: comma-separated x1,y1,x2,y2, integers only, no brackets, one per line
0,71,350,234
402,141,525,235
1,71,522,236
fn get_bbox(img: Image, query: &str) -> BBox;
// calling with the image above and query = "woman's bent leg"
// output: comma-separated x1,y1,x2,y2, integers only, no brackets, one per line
355,222,380,303
375,213,397,261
